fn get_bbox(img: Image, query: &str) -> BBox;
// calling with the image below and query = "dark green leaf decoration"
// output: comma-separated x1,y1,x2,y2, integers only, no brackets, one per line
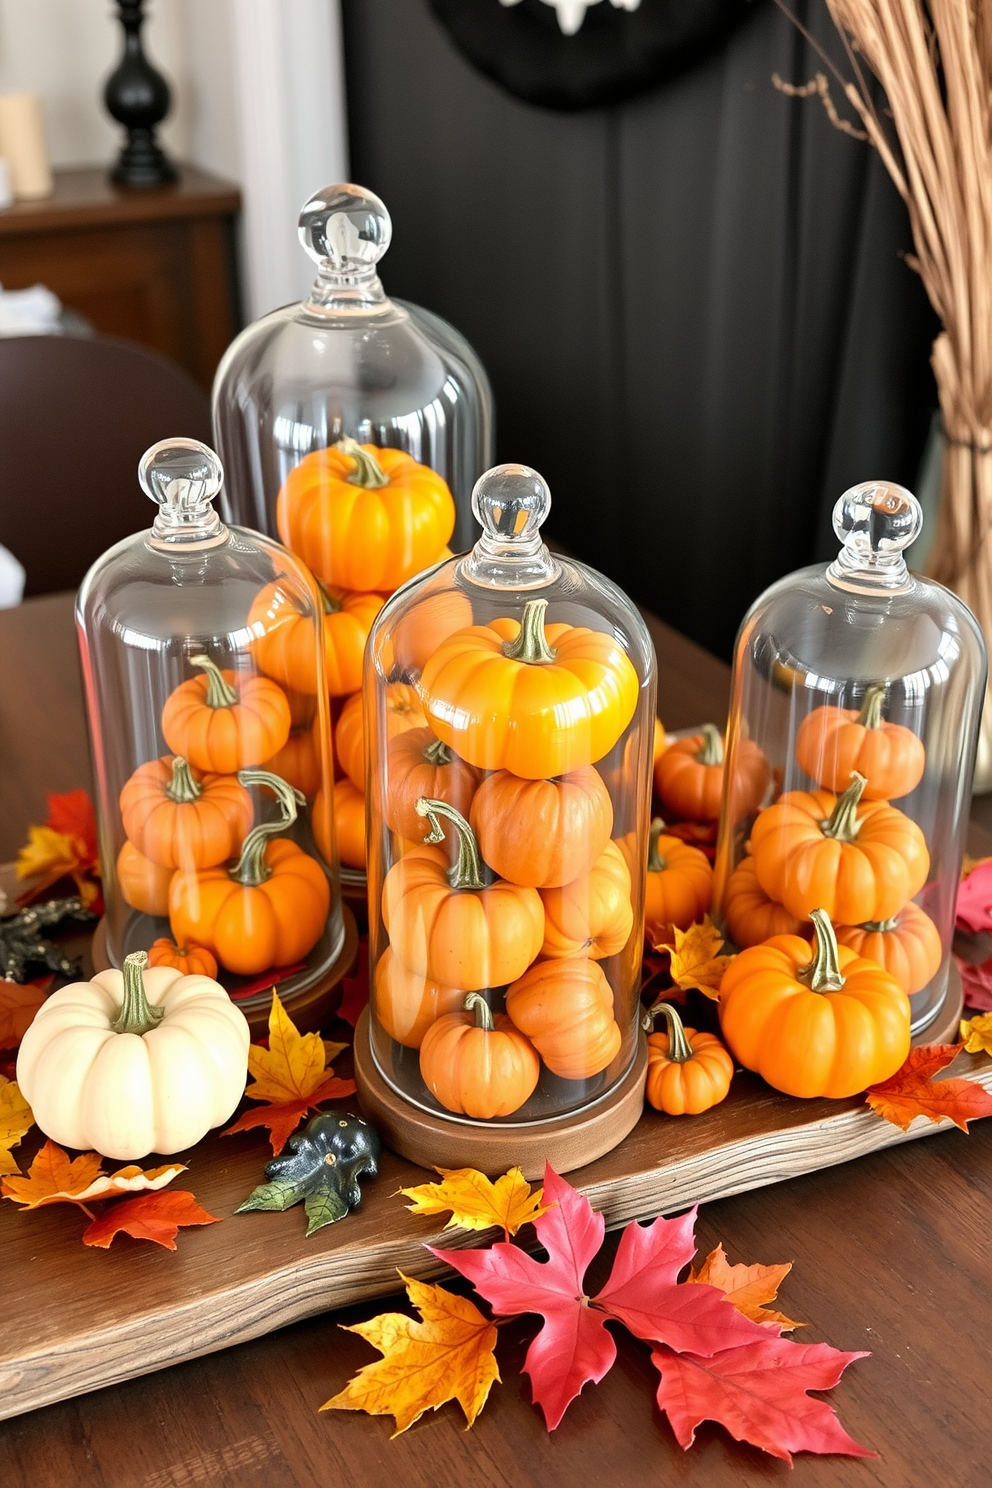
237,1111,380,1237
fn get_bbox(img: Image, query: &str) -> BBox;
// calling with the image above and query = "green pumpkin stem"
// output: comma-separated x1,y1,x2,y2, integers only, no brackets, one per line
643,1000,693,1063
697,724,724,767
337,436,389,490
231,770,304,887
648,819,668,873
501,598,558,665
317,582,340,615
416,796,486,891
861,915,900,933
166,755,201,804
800,909,846,993
422,737,455,767
857,686,887,730
821,771,867,841
190,654,238,709
463,992,494,1032
112,951,165,1037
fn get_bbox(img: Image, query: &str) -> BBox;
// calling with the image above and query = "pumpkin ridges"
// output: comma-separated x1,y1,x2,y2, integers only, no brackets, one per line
539,840,633,960
387,728,480,843
795,690,926,800
470,766,613,890
721,856,807,948
419,999,539,1118
505,957,621,1080
374,947,463,1048
162,664,291,775
116,840,174,916
835,902,942,995
120,756,254,870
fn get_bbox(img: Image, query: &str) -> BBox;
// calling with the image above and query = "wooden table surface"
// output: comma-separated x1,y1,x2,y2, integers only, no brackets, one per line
2,591,991,1488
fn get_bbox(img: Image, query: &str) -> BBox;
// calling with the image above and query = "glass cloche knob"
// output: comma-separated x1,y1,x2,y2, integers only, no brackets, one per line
826,480,923,594
140,437,225,546
298,183,392,274
463,463,560,589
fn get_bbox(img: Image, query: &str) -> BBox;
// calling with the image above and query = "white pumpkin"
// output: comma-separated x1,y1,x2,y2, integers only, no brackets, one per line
16,950,250,1160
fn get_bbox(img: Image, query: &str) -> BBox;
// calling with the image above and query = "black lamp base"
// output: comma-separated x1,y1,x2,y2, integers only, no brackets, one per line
104,0,176,190
110,129,178,188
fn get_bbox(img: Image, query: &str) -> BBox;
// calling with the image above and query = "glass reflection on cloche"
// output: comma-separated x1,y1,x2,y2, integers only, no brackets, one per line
75,438,352,1035
357,463,657,1173
714,480,987,1037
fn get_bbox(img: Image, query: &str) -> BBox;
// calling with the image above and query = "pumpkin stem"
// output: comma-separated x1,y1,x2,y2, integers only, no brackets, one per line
422,736,455,767
166,755,201,804
697,724,724,767
231,770,305,887
861,915,901,933
112,951,165,1037
463,992,494,1032
190,654,238,709
821,771,867,841
799,909,846,993
856,686,887,730
317,582,341,615
642,1001,694,1062
648,819,668,873
501,598,558,666
337,436,389,489
415,796,487,891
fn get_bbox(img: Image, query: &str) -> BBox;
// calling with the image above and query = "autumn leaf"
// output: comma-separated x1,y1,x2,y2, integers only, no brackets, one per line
16,789,102,910
400,1166,551,1238
0,1076,33,1177
223,989,356,1154
688,1244,801,1330
957,954,992,1012
960,1013,992,1056
956,857,992,934
0,976,52,1050
657,916,734,1000
337,953,370,1028
866,1045,992,1133
1,1140,186,1210
652,1337,874,1464
321,1273,499,1434
82,1190,220,1250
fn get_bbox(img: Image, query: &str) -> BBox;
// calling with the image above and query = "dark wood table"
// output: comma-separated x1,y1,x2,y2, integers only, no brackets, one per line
2,591,991,1488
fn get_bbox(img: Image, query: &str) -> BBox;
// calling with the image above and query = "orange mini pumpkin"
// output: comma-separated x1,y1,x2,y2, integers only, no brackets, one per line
420,598,639,779
539,840,633,960
643,1001,733,1115
834,901,942,996
374,945,464,1048
262,725,322,799
162,655,291,775
654,725,769,823
643,819,713,946
146,938,219,980
470,766,613,890
721,856,808,949
169,771,330,975
390,587,474,676
505,957,622,1080
419,993,540,1118
276,440,455,593
795,686,925,801
120,754,254,870
331,777,366,870
336,682,427,792
750,771,929,925
718,908,911,1098
386,728,480,843
382,799,544,990
248,579,384,698
116,840,174,917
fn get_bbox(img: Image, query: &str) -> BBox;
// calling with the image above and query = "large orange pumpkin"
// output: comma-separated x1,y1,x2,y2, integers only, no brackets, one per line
643,819,713,946
336,682,427,792
374,946,464,1048
643,1001,733,1115
654,725,769,822
276,440,455,592
721,856,808,949
419,598,639,779
718,908,911,1098
386,728,480,842
116,840,174,916
120,754,253,870
505,957,622,1079
161,655,291,774
750,771,929,924
419,993,540,1118
795,687,925,801
381,799,544,990
248,580,383,698
834,901,942,996
169,771,330,975
470,766,613,890
146,938,219,979
539,840,633,960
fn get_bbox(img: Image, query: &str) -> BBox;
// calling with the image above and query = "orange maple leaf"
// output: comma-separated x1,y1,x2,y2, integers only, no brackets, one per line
321,1273,500,1434
866,1045,992,1133
16,790,102,910
82,1190,220,1250
689,1243,802,1330
658,916,734,1000
0,977,51,1051
223,989,356,1154
1,1140,185,1213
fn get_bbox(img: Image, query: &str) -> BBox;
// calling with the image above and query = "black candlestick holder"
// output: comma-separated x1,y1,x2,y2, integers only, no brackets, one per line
103,0,177,187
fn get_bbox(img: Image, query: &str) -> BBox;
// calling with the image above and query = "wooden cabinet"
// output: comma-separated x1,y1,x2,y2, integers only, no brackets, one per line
0,164,241,389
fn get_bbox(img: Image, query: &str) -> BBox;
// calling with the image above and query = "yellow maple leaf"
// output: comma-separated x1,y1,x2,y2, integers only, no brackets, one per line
689,1243,802,1330
960,1013,992,1056
659,915,734,1000
247,990,339,1104
400,1166,551,1237
321,1273,499,1434
2,1139,184,1210
0,1077,34,1177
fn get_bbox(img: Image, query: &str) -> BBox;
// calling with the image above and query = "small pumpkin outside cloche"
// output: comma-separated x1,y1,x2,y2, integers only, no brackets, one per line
643,1001,733,1115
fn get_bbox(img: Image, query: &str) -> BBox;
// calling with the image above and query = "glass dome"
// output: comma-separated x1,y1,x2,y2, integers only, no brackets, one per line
714,480,987,1035
75,438,347,1033
360,463,657,1161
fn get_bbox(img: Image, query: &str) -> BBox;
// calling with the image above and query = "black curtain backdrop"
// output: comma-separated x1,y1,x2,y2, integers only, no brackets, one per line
341,0,938,661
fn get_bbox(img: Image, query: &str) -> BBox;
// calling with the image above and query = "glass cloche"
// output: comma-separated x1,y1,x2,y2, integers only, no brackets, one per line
714,480,987,1036
75,438,350,1034
358,463,657,1170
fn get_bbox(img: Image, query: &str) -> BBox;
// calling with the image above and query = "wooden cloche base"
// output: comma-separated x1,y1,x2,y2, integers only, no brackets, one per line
354,1005,650,1180
91,904,359,1039
918,960,965,1046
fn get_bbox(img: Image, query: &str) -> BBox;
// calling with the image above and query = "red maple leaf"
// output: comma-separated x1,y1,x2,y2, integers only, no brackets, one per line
955,953,992,1012
434,1165,763,1429
337,948,370,1028
956,859,992,935
866,1044,992,1132
45,790,97,855
651,1337,874,1464
82,1190,220,1250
